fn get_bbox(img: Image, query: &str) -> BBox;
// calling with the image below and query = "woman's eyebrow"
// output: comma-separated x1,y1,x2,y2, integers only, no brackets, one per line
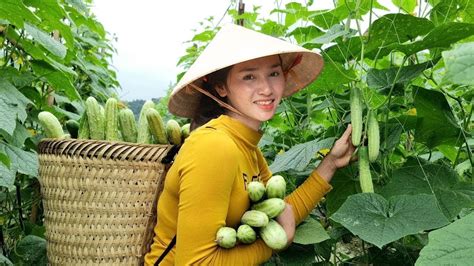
238,64,281,73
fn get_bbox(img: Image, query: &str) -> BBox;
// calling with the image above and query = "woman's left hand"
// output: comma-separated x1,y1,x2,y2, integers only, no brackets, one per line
316,124,356,182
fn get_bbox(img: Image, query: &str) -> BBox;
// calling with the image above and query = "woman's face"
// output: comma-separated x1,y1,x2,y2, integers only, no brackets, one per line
216,55,286,130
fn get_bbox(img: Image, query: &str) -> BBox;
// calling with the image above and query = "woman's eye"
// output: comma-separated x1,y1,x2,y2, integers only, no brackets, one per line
270,71,280,77
243,74,255,80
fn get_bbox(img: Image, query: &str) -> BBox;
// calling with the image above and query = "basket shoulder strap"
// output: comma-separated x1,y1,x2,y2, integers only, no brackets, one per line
154,235,176,266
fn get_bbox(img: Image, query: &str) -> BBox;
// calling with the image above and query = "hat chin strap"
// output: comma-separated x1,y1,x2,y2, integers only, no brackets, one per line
188,83,248,118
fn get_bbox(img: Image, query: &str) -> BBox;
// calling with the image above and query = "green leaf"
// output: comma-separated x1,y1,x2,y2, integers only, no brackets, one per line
414,87,462,148
191,30,215,42
0,0,40,27
0,152,10,168
288,25,323,45
0,143,38,178
31,61,80,100
392,0,417,13
309,6,347,29
381,158,474,220
0,99,18,136
309,24,352,44
396,23,474,55
5,29,76,76
0,254,13,266
0,79,32,135
24,23,67,59
0,160,15,189
0,67,35,88
430,0,465,25
365,14,434,58
422,22,474,49
442,42,474,86
416,213,474,265
326,166,359,216
323,36,363,62
24,0,74,50
331,194,449,248
0,121,31,147
311,58,356,90
65,0,89,14
276,244,318,265
367,61,435,90
15,235,47,265
269,138,335,173
294,217,330,245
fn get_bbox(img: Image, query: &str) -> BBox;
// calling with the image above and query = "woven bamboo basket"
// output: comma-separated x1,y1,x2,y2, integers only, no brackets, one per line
38,138,173,265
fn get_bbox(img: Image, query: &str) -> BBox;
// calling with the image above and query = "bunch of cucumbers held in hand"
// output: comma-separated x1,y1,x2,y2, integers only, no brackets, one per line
350,87,380,193
37,96,190,145
215,175,289,250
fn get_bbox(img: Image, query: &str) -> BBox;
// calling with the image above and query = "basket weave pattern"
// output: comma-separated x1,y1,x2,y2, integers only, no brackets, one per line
38,139,172,265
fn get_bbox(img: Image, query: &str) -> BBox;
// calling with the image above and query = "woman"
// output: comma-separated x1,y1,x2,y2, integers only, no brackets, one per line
145,24,355,265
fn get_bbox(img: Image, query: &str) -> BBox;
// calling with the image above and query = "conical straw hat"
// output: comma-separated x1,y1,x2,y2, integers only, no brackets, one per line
168,23,324,118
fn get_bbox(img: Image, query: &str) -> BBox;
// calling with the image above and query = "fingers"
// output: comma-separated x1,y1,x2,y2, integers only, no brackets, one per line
340,124,352,142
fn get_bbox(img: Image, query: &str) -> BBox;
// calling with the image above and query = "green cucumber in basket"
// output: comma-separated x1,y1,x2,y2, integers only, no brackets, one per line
85,96,105,140
137,100,155,144
118,108,138,143
104,98,120,141
38,111,64,139
146,108,168,144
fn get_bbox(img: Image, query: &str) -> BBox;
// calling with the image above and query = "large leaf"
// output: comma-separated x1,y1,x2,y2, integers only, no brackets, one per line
0,98,18,136
395,22,474,56
367,61,435,90
430,0,468,25
325,166,359,216
309,6,347,29
0,80,32,135
442,42,474,86
31,61,80,100
269,138,335,173
0,143,38,178
414,87,462,148
0,0,40,27
311,58,356,91
0,161,15,189
323,36,363,62
5,29,76,76
0,152,10,168
365,14,434,58
24,23,67,59
331,193,449,248
0,254,13,266
0,121,31,147
294,217,330,245
23,0,74,50
15,235,47,265
392,0,417,13
416,213,474,265
381,158,474,220
0,67,35,88
309,24,352,44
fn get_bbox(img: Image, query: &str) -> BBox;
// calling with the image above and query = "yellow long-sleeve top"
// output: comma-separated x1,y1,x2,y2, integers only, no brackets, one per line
144,115,332,265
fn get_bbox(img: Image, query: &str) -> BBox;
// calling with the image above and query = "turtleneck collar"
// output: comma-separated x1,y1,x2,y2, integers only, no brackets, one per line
208,115,263,148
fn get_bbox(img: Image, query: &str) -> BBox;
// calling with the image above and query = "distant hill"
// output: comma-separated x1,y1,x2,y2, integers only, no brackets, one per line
124,98,161,120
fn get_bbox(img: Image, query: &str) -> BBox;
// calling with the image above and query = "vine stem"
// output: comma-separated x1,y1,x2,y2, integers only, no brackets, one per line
0,225,5,255
15,184,25,231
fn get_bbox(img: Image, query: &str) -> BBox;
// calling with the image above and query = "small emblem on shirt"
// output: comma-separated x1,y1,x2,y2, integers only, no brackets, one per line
242,173,260,189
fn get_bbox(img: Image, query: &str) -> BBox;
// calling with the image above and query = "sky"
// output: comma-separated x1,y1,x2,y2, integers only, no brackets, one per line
91,0,398,101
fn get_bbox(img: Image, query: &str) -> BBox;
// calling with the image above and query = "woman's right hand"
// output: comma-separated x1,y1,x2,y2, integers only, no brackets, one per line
275,203,295,249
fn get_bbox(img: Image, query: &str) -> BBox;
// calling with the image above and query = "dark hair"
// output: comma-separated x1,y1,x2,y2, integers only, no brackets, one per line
191,66,232,130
